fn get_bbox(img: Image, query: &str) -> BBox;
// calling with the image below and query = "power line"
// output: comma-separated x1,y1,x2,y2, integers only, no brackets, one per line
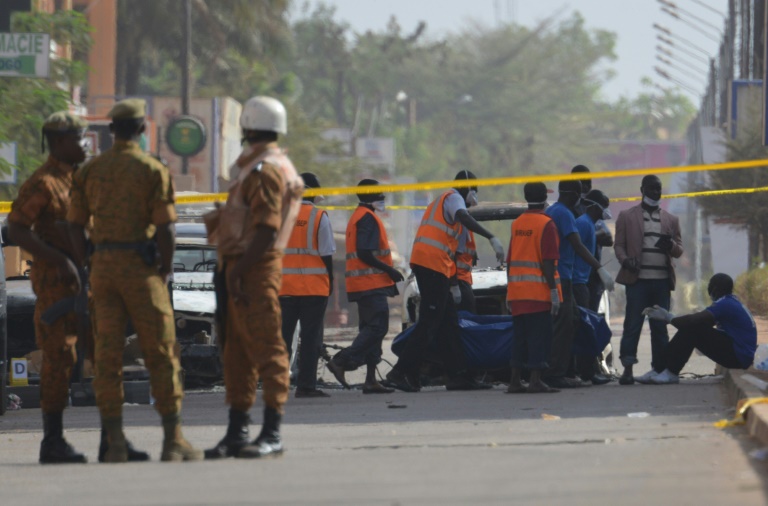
657,35,710,65
660,6,722,43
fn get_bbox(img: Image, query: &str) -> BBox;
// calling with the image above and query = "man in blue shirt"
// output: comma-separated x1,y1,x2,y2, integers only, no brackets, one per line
572,189,613,385
643,273,757,384
544,180,615,389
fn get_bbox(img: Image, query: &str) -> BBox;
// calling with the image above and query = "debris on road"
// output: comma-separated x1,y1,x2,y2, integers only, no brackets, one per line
627,412,650,418
540,413,561,420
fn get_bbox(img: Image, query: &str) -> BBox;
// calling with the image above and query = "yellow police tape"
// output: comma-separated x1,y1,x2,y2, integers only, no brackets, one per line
714,397,768,428
1,158,768,213
316,185,768,210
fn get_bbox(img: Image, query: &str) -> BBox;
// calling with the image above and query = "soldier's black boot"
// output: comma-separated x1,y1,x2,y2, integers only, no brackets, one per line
39,412,87,464
204,409,250,459
98,428,150,463
238,407,283,459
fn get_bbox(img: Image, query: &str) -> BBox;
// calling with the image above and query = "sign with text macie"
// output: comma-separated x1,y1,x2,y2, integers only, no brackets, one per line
0,32,50,78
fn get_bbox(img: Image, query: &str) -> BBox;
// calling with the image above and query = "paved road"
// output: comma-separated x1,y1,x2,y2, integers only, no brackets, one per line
1,326,767,505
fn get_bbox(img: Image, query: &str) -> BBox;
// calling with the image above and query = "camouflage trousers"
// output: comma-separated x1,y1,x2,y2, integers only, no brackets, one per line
91,251,182,419
224,257,290,413
32,260,78,414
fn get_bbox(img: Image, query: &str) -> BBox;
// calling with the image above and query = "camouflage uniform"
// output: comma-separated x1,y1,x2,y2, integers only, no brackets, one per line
8,156,78,413
222,152,290,414
67,140,181,420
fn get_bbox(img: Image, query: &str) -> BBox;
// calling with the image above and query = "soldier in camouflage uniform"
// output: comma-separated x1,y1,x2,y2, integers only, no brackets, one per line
8,111,91,464
67,99,202,463
206,96,303,460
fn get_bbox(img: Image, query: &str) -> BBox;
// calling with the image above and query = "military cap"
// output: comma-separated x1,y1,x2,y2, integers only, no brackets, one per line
42,111,88,132
107,98,146,120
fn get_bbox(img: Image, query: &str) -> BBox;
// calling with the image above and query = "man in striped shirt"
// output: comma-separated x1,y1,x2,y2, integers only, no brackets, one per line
614,175,684,385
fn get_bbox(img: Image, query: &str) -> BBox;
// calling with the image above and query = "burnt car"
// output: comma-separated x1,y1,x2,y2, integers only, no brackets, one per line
400,202,613,374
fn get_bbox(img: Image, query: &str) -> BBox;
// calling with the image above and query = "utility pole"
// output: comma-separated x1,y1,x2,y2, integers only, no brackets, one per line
180,0,192,175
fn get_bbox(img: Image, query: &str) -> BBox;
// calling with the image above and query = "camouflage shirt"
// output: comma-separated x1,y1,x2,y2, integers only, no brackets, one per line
8,155,75,251
67,140,176,242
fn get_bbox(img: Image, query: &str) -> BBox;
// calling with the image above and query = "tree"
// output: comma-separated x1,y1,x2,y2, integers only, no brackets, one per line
698,107,768,266
0,9,92,198
115,0,292,99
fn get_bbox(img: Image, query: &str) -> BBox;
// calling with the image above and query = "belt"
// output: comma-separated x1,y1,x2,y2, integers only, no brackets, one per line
94,241,151,252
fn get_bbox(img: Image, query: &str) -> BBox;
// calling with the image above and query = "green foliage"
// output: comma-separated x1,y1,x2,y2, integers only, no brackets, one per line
735,266,768,316
112,2,696,191
697,100,768,265
0,10,92,198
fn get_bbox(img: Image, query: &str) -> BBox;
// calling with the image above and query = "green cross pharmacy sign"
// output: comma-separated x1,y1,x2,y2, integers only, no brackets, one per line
166,116,207,157
0,32,50,78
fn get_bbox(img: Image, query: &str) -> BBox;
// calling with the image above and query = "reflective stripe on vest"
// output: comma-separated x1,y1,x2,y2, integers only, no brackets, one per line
345,249,391,260
410,190,462,277
413,236,456,259
506,212,563,304
345,205,395,294
279,203,330,296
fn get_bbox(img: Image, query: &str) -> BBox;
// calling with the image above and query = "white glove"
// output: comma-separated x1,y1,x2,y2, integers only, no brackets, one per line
450,284,462,305
490,236,505,264
642,305,674,323
597,267,615,292
550,289,561,316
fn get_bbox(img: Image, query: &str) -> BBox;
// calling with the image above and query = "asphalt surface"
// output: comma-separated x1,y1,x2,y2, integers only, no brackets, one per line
1,323,767,505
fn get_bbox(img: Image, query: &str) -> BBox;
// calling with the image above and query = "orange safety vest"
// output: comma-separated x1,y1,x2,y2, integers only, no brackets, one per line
410,190,462,277
345,205,395,294
456,230,476,285
506,212,563,303
279,202,330,296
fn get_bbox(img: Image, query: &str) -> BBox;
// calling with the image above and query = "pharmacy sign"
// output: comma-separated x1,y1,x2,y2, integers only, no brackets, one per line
0,32,50,78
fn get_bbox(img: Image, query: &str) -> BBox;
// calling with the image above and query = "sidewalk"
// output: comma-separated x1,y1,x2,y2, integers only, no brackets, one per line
721,316,768,445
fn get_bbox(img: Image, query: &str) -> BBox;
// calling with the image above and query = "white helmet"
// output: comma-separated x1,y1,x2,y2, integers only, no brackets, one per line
240,96,287,135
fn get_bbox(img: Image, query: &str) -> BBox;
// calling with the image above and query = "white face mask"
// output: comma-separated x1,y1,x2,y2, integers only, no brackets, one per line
465,190,478,208
313,195,326,204
372,200,386,213
643,196,660,207
602,208,613,220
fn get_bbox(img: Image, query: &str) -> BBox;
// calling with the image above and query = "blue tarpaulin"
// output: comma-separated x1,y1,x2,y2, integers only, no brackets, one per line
392,308,612,370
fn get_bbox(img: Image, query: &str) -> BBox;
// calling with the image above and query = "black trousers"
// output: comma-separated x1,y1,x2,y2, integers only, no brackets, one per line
394,265,466,377
334,293,390,370
572,282,598,379
456,279,476,313
510,311,553,370
666,324,745,374
280,295,328,390
545,279,575,379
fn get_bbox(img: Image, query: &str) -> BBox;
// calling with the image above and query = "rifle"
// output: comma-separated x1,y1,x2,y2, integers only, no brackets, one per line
213,262,227,353
41,266,91,387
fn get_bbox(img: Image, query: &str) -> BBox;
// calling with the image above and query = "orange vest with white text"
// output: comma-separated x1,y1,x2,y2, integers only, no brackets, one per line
279,203,330,296
506,212,563,303
345,206,394,294
409,190,462,277
456,231,476,285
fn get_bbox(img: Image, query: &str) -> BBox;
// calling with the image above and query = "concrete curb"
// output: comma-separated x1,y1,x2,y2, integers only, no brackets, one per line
722,367,768,446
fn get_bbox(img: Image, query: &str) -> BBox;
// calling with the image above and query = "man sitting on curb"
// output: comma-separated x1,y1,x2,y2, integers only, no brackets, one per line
642,273,757,384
